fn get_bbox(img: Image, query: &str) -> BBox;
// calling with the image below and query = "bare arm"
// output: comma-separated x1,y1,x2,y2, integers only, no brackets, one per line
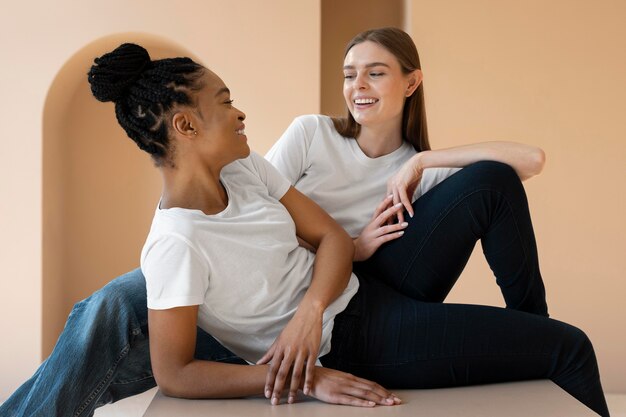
149,306,398,406
388,141,545,219
257,186,354,404
416,141,545,181
148,306,268,398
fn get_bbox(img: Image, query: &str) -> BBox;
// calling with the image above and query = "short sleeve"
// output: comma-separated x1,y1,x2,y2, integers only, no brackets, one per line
141,234,209,310
265,116,316,185
248,152,291,201
414,167,462,200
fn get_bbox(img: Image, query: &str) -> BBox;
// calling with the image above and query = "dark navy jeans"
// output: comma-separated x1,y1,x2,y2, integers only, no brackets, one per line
322,162,608,417
0,162,609,417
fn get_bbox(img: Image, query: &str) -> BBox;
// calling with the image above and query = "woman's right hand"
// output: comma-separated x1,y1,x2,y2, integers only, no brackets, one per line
306,367,401,407
353,195,408,262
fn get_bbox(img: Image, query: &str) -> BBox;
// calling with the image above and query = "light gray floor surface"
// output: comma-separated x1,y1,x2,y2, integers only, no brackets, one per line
89,381,626,417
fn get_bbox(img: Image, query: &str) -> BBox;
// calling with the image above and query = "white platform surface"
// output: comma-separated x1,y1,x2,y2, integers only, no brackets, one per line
142,380,598,417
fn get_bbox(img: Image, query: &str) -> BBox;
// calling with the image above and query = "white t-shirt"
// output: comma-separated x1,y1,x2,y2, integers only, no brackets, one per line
141,152,359,363
266,115,460,237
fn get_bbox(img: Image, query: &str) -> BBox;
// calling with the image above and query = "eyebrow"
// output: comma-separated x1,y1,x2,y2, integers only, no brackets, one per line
215,87,230,97
343,62,391,70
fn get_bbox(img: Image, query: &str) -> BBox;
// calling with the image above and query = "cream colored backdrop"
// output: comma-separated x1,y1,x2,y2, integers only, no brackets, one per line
0,0,320,401
407,0,626,392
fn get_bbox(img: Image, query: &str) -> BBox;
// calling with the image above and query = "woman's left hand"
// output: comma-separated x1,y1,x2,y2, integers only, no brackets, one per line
387,154,424,222
256,305,323,404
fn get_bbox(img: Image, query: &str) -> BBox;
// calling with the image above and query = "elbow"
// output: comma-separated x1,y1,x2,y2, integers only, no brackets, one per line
521,147,546,180
154,369,191,399
531,147,546,176
155,373,182,398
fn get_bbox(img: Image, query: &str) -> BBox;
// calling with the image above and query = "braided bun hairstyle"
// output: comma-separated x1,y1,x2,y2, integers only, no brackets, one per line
88,43,204,165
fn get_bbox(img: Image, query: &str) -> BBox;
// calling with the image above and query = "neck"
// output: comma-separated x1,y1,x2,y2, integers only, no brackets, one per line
356,121,404,158
160,159,228,215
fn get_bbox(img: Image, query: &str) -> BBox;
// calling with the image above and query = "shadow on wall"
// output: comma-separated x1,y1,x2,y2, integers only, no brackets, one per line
42,33,200,358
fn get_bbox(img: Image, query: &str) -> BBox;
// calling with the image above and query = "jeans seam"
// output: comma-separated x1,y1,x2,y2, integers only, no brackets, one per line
74,344,130,417
108,374,154,386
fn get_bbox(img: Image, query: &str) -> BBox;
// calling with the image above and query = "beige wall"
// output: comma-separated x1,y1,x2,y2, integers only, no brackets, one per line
0,0,320,401
408,0,626,392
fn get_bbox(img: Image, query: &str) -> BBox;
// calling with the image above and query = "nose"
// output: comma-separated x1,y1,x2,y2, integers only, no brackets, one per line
238,109,246,121
354,72,368,90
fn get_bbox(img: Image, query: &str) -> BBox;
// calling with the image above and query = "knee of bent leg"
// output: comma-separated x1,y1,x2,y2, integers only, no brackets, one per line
466,161,521,190
74,268,147,322
561,323,596,364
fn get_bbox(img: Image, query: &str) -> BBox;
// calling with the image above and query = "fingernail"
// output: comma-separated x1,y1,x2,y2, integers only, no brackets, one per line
368,401,376,406
265,389,271,398
395,203,403,207
409,212,414,218
271,397,278,405
386,398,394,404
401,222,408,227
398,231,404,236
387,194,393,199
288,396,294,404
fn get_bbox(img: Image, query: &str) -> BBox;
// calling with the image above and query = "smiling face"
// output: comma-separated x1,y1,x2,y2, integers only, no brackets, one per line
343,40,419,132
191,70,250,164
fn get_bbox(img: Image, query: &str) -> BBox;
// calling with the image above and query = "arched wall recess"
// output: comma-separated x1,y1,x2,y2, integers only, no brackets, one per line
42,33,200,357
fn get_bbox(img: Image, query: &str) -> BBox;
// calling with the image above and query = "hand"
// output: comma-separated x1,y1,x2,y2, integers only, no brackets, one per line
257,305,323,404
307,367,401,407
387,154,424,222
353,195,408,261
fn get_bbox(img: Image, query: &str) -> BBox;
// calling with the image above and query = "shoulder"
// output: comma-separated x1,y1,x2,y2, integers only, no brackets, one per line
234,151,271,176
289,114,338,138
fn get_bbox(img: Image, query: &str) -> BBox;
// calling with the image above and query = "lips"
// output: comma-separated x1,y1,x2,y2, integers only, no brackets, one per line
235,124,246,135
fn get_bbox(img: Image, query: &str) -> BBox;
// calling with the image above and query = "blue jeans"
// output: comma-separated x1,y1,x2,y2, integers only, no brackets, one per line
0,162,608,417
0,270,243,417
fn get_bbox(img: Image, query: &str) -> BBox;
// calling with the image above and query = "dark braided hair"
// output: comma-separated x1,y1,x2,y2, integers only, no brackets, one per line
88,43,205,166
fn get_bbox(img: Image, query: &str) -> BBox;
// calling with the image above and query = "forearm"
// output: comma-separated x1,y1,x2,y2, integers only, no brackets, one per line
416,141,545,180
300,229,354,312
158,361,269,399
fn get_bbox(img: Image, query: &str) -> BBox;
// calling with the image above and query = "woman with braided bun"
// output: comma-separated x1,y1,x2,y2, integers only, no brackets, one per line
1,32,609,417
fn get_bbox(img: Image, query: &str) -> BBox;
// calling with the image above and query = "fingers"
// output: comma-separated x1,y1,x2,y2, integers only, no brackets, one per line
374,202,405,227
269,353,294,405
256,346,274,365
303,355,316,396
398,187,414,218
375,222,408,239
372,194,394,220
331,377,401,407
287,354,306,404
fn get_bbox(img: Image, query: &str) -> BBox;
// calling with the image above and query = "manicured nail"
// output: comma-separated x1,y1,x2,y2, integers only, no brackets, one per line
398,231,404,236
409,212,414,218
395,203,403,207
387,194,393,199
401,222,408,227
265,389,271,398
271,397,278,405
368,401,376,406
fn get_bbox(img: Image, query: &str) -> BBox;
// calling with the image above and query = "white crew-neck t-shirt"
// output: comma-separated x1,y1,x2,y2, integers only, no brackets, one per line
266,115,460,237
141,152,359,363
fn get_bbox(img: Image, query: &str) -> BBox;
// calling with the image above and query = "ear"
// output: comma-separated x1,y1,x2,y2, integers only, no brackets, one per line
405,69,423,97
171,111,197,138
